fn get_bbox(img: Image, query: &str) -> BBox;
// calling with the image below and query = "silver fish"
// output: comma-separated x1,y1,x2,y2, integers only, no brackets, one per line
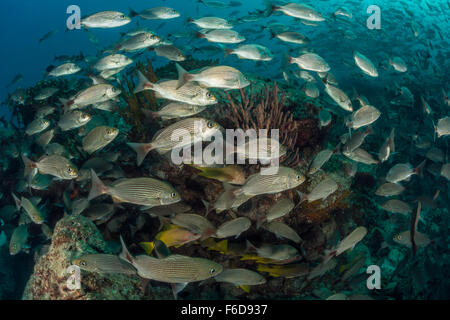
58,111,91,131
93,54,133,71
89,170,180,208
81,11,131,29
82,126,118,154
262,221,302,243
127,117,221,166
289,53,330,73
214,268,266,286
215,217,251,238
134,73,217,106
176,64,250,90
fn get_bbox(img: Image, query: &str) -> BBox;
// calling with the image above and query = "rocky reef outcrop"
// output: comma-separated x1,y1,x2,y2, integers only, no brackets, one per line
22,214,148,300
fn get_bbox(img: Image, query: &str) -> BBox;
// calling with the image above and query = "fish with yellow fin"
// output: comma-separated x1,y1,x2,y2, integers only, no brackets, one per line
202,238,248,256
192,165,246,185
256,263,310,278
214,268,266,292
140,224,201,254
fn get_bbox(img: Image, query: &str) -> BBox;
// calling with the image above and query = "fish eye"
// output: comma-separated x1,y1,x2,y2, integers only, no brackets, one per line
207,121,215,128
209,268,216,275
171,192,177,198
296,175,302,180
80,261,87,267
67,167,73,173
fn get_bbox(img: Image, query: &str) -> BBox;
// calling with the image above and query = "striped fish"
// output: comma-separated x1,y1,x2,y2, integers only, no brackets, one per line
127,117,221,166
150,102,206,120
215,217,251,238
237,166,305,196
73,254,137,274
58,110,91,131
88,170,181,208
262,221,302,243
36,129,55,147
12,194,45,224
10,225,29,255
120,236,223,283
22,154,78,180
171,213,216,239
134,73,218,106
82,126,118,154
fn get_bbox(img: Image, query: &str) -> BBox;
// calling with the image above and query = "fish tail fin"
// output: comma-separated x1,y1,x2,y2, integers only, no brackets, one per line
333,142,342,154
284,54,293,67
224,48,233,58
389,128,395,152
175,63,192,89
127,142,153,166
322,249,337,265
263,0,277,14
414,160,426,178
59,98,74,110
352,87,360,100
21,154,36,177
128,7,139,18
134,71,153,94
11,192,21,211
141,109,156,119
195,31,206,39
88,169,108,201
119,235,135,264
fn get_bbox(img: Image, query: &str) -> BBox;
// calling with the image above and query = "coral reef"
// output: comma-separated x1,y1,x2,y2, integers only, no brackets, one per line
22,215,147,300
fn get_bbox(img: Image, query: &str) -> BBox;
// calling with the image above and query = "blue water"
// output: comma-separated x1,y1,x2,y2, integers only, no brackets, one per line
2,0,447,117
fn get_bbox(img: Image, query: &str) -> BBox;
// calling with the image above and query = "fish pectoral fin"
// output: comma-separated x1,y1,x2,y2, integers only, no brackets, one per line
240,285,251,293
171,282,188,300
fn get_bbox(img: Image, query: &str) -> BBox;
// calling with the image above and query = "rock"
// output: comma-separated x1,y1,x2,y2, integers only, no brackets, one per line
22,214,144,300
